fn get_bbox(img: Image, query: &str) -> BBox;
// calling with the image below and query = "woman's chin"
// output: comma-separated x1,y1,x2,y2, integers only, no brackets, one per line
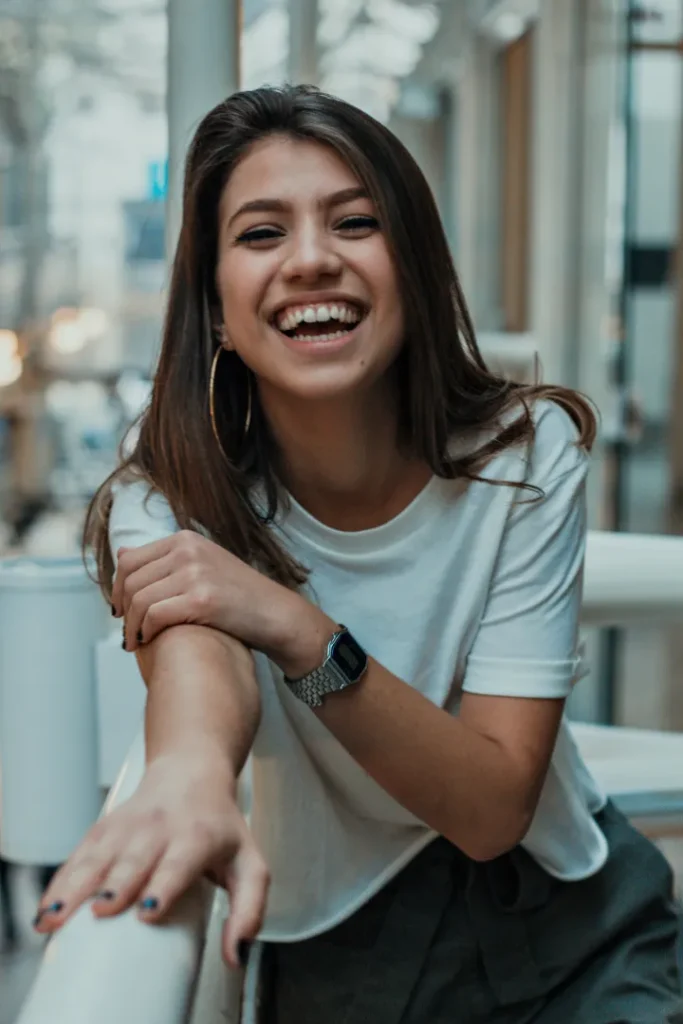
260,363,388,406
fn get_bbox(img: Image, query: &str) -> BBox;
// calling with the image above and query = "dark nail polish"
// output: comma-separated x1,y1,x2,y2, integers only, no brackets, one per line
95,890,116,901
121,637,126,650
139,896,159,912
32,911,44,928
238,939,251,968
136,630,143,644
45,901,64,914
111,604,116,616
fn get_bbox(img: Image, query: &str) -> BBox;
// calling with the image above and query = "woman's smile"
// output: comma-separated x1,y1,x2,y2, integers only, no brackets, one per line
268,295,370,356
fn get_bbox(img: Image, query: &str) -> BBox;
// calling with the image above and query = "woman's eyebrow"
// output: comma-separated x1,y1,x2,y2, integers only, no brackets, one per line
227,187,371,228
325,186,370,208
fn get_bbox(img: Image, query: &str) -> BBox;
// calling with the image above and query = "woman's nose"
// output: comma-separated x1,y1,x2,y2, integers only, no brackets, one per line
281,227,342,282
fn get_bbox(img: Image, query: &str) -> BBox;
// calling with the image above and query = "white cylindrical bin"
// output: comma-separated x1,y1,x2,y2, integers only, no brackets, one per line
0,556,108,864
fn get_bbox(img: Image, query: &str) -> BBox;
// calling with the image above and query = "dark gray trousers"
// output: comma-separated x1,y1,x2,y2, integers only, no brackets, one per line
264,802,682,1023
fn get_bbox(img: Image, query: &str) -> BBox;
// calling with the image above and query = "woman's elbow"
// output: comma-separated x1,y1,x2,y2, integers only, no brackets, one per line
447,804,535,864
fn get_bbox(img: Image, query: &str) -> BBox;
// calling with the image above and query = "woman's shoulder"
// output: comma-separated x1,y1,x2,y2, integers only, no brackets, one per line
109,476,180,550
523,397,589,483
447,396,589,492
530,396,582,443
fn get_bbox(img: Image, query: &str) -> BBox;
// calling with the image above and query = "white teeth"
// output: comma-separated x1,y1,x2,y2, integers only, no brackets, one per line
276,302,364,331
290,329,349,342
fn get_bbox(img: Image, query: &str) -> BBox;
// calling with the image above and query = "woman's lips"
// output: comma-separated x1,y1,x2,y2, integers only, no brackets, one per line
272,318,363,355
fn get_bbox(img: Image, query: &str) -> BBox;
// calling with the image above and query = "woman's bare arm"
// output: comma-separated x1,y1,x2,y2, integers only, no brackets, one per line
139,623,261,772
36,625,268,968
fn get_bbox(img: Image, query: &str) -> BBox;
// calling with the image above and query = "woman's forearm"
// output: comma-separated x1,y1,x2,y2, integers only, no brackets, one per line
136,624,261,782
315,654,563,861
279,607,563,861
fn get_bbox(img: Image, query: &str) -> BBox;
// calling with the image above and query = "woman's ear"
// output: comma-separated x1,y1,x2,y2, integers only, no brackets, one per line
213,324,235,351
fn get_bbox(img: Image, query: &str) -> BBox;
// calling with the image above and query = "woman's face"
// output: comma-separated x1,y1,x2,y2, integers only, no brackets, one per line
216,134,404,404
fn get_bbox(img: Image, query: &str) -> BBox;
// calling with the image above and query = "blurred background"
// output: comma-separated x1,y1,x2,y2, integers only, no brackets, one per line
0,0,681,736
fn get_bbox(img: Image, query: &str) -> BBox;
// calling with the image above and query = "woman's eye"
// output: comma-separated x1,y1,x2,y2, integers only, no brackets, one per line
337,215,379,233
237,226,283,244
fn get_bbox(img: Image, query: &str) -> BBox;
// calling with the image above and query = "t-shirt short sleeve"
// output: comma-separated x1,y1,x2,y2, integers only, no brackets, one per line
462,402,588,700
109,480,180,570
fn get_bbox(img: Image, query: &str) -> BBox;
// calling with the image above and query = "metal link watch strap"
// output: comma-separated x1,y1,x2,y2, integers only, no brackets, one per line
286,663,342,708
284,627,349,708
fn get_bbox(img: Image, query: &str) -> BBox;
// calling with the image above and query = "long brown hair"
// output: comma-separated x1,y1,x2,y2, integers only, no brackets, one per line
84,84,596,596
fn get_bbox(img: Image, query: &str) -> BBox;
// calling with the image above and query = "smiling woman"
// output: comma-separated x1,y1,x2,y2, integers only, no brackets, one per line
33,86,682,1023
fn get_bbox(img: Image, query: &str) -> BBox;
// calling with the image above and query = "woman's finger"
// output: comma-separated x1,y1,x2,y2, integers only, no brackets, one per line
222,844,270,969
119,553,174,619
134,836,233,924
34,841,117,933
135,593,212,649
89,830,167,918
112,537,175,612
124,576,184,651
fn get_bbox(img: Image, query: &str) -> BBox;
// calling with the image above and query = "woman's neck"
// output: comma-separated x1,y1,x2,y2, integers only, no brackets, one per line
259,385,432,531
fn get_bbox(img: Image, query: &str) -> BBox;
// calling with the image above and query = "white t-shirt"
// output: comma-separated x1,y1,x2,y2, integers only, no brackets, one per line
109,399,608,942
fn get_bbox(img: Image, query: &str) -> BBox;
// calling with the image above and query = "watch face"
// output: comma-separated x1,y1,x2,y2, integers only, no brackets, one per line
330,632,368,683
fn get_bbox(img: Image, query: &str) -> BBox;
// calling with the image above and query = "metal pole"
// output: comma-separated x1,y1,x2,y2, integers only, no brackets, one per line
166,0,241,256
288,0,318,85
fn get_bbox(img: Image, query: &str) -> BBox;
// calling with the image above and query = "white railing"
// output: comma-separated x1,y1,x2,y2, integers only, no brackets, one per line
12,530,683,1024
583,532,683,626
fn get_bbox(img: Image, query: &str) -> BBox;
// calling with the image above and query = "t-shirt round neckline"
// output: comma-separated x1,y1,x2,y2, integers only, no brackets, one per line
279,474,444,556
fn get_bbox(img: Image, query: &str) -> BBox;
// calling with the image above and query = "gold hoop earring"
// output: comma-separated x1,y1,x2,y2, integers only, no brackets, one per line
244,373,253,435
209,347,253,456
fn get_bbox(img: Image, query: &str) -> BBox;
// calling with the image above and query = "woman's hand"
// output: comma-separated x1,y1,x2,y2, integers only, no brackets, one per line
112,531,333,677
34,751,269,969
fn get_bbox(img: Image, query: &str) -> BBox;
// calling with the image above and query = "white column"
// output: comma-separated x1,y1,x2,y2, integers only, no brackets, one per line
288,0,318,85
528,0,582,388
574,0,628,527
455,33,501,329
166,0,242,254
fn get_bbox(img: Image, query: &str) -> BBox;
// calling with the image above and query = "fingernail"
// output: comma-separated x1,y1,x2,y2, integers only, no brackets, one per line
40,901,64,916
111,604,116,616
136,629,143,645
121,626,126,650
32,911,44,928
238,939,251,968
95,890,116,901
139,896,159,912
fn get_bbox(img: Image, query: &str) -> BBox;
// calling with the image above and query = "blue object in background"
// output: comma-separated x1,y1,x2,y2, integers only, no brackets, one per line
148,159,168,201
